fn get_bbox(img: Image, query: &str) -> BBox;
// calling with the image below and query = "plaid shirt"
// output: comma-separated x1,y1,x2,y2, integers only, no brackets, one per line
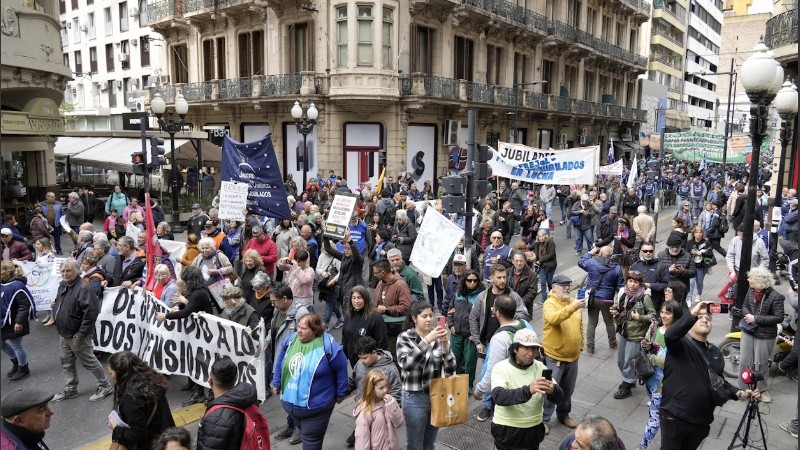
396,329,457,392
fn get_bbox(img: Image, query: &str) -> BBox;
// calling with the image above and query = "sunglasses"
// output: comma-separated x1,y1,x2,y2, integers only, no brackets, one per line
641,249,654,253
465,278,479,283
491,236,503,240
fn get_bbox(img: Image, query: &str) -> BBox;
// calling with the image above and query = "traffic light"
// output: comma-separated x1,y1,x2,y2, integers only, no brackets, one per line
150,137,166,168
379,148,387,167
473,144,493,200
440,175,466,215
131,150,146,175
646,159,661,181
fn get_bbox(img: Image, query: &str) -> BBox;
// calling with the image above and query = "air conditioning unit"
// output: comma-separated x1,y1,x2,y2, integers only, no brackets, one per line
129,6,139,15
444,120,461,146
159,75,170,85
80,23,88,32
130,38,138,46
558,133,568,145
118,53,129,62
114,80,123,90
98,81,108,91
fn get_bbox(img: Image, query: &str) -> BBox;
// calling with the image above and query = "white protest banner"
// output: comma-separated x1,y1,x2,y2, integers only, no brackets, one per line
489,142,599,185
218,181,250,221
50,257,67,278
410,208,464,278
59,216,72,234
324,193,358,240
599,159,624,176
94,287,267,401
158,239,187,264
16,261,60,311
126,222,140,242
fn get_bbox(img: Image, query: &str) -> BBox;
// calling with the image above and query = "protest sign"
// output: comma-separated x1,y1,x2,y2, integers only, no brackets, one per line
489,142,599,185
217,181,250,221
410,208,464,278
126,222,140,242
93,287,267,400
663,131,771,164
599,159,624,176
59,216,72,234
16,261,59,311
324,193,358,240
221,134,291,220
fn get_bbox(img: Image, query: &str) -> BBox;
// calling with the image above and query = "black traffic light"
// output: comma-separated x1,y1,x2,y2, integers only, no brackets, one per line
150,136,166,168
646,159,661,181
379,148,387,167
131,150,146,175
440,175,466,215
473,144,492,200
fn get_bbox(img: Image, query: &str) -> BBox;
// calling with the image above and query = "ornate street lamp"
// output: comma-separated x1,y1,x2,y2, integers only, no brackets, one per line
150,92,189,232
291,101,318,192
732,41,784,329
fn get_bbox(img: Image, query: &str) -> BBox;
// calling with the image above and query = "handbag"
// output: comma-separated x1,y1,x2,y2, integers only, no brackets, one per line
108,402,158,450
630,350,655,384
685,337,731,407
739,318,758,333
429,373,468,427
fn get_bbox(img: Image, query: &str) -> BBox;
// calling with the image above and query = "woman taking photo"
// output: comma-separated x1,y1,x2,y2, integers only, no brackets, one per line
1,261,36,381
107,351,175,449
272,314,349,450
277,249,315,312
686,226,714,301
322,230,364,321
342,286,389,367
397,301,457,450
739,266,784,404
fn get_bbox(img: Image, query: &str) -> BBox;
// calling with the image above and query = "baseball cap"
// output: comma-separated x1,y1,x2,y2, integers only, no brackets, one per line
513,329,542,348
552,274,572,285
204,220,218,228
609,206,618,214
0,228,11,236
453,254,467,265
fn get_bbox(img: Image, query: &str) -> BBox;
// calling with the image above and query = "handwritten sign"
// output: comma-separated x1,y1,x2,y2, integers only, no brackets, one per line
218,181,250,221
324,194,358,240
410,208,464,278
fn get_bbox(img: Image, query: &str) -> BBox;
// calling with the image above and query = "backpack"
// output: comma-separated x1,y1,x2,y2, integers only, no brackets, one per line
204,403,271,450
718,214,729,235
381,200,397,226
495,319,532,341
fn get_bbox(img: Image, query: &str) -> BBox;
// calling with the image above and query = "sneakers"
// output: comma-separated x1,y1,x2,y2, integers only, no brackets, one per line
614,382,634,399
760,391,772,403
89,385,114,402
586,347,594,355
289,427,302,445
780,421,799,438
333,321,344,329
543,422,550,435
51,390,78,402
476,407,492,422
275,427,294,440
558,415,577,428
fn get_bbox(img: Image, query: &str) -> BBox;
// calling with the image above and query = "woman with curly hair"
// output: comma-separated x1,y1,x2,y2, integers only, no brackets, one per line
106,351,175,449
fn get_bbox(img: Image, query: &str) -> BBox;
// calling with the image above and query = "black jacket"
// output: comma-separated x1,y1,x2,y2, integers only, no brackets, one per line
111,254,145,287
323,238,364,304
111,387,175,448
657,248,696,290
742,288,785,340
342,310,388,366
630,258,670,310
165,288,214,320
509,265,538,308
392,221,417,262
530,238,557,270
197,382,258,450
53,278,99,339
0,278,32,340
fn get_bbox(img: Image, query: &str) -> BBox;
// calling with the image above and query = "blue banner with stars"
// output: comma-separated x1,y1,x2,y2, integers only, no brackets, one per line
221,134,292,220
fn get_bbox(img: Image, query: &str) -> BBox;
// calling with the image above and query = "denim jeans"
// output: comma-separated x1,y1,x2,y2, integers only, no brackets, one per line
542,355,579,422
427,276,444,311
617,334,640,384
402,390,438,450
282,401,334,450
322,289,342,324
2,337,28,366
688,267,706,299
60,335,109,392
538,267,555,302
543,202,553,221
574,228,593,253
690,198,704,219
53,226,62,254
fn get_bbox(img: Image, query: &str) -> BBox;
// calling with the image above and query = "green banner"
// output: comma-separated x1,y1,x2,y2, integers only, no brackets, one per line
664,131,771,164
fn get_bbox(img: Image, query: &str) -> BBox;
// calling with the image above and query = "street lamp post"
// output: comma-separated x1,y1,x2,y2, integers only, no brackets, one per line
732,41,784,330
150,92,189,232
510,81,547,144
291,101,318,191
769,79,798,280
688,67,737,167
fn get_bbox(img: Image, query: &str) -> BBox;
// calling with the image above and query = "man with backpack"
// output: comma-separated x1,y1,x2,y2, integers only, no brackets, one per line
197,358,269,450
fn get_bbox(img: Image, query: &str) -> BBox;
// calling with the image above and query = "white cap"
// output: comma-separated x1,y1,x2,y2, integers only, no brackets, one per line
0,228,12,236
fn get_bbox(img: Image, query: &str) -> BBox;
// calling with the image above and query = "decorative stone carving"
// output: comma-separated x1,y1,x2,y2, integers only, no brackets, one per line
39,43,53,57
2,7,18,37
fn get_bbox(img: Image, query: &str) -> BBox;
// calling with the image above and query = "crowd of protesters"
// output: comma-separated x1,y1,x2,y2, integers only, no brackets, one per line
1,155,798,449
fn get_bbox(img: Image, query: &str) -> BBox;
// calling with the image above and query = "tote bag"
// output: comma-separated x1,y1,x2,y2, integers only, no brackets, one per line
429,374,469,427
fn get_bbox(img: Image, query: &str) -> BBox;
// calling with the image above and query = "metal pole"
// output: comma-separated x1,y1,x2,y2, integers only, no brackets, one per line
169,130,180,228
723,59,735,167
465,109,477,246
732,100,768,330
768,113,792,281
727,71,739,170
302,132,308,193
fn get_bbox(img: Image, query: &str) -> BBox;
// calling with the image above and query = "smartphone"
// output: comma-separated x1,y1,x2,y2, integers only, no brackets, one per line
437,316,446,329
542,369,553,381
709,303,730,314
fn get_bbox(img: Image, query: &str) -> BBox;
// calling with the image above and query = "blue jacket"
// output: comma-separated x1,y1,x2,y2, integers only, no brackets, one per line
39,201,63,227
578,253,625,300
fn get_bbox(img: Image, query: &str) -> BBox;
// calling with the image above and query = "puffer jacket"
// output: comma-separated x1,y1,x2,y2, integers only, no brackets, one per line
657,248,696,289
0,278,34,340
508,265,538,308
578,253,625,300
742,287,785,340
196,382,258,450
354,395,404,450
614,289,656,340
448,289,481,337
348,349,402,404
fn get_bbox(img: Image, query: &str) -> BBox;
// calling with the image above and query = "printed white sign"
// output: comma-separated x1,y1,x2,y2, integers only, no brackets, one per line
410,208,464,278
489,142,599,185
218,181,250,221
16,261,60,312
599,159,624,176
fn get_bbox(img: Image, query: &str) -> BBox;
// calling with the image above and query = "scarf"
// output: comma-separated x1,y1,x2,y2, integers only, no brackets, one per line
1,278,37,327
624,284,646,303
617,225,630,251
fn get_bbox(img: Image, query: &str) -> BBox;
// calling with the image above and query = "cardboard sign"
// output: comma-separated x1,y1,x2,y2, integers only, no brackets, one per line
324,193,358,240
217,181,249,221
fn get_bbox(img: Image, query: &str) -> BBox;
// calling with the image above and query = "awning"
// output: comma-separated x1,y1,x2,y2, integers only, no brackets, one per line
53,137,221,172
618,141,644,152
53,136,111,161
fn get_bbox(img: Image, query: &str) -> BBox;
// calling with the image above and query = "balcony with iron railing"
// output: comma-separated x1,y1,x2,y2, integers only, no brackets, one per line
765,9,797,50
619,0,652,18
650,53,683,71
652,27,685,48
146,73,309,105
549,20,648,69
460,0,549,34
147,0,182,25
653,0,687,23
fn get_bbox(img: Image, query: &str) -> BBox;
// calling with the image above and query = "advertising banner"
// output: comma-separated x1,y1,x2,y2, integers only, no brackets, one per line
489,142,600,185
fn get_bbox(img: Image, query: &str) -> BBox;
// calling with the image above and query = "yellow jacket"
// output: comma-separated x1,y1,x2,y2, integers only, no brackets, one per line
542,290,584,362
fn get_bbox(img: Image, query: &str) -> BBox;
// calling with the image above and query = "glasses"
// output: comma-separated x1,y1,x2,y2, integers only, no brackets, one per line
641,249,654,253
491,236,503,240
465,278,479,283
697,314,712,322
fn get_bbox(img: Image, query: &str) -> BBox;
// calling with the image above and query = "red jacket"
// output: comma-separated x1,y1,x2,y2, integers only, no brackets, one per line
243,236,278,276
1,240,32,261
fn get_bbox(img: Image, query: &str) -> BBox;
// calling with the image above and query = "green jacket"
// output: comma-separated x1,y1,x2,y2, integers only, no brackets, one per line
398,265,424,297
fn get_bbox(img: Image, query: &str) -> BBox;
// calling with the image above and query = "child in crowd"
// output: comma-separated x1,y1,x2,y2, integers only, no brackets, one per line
353,370,405,450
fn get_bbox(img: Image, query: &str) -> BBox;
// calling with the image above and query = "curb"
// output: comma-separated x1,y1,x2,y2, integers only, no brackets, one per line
77,403,206,450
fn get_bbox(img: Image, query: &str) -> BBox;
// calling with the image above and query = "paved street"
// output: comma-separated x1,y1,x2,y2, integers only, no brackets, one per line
3,204,798,450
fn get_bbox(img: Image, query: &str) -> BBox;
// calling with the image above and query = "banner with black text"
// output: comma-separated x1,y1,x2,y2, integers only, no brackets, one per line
489,143,600,185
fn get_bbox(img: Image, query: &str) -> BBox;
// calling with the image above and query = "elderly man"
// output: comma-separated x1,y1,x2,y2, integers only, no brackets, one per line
187,203,210,237
391,210,416,263
92,236,117,276
570,194,596,255
482,230,513,280
39,192,63,255
0,228,31,261
64,192,85,232
632,205,655,248
51,259,113,402
630,241,671,312
579,246,625,354
556,416,625,450
658,232,698,292
541,274,585,431
387,248,424,302
1,388,55,448
111,236,145,288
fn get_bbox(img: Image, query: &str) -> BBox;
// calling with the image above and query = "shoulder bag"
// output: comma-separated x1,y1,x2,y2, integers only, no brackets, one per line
108,401,158,450
684,336,731,407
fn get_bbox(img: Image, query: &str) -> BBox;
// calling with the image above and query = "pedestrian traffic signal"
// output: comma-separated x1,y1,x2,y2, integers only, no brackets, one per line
646,160,661,180
440,175,466,215
131,150,146,175
150,137,166,167
379,148,387,167
476,144,491,163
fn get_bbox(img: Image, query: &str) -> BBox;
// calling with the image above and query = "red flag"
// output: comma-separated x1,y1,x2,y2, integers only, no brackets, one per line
143,193,161,291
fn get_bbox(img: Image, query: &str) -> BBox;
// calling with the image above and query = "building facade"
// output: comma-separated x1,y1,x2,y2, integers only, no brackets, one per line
59,0,167,130
145,0,647,190
1,0,72,201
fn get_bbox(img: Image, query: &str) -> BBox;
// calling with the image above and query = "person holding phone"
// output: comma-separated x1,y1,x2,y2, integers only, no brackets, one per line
489,328,563,450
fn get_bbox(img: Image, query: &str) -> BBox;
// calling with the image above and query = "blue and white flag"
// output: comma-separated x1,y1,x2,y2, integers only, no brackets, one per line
607,139,615,164
221,134,292,220
626,154,638,189
698,151,708,174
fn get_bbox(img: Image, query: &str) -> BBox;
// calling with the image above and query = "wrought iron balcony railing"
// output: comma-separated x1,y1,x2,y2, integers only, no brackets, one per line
151,84,175,103
461,0,549,33
260,74,302,97
219,78,252,99
765,9,797,49
424,75,460,100
181,81,212,101
147,0,181,23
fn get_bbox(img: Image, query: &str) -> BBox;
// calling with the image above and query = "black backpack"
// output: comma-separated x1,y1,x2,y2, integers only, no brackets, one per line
718,214,729,235
381,200,397,226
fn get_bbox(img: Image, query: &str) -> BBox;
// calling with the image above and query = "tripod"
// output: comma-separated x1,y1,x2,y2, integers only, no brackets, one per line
728,395,768,449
